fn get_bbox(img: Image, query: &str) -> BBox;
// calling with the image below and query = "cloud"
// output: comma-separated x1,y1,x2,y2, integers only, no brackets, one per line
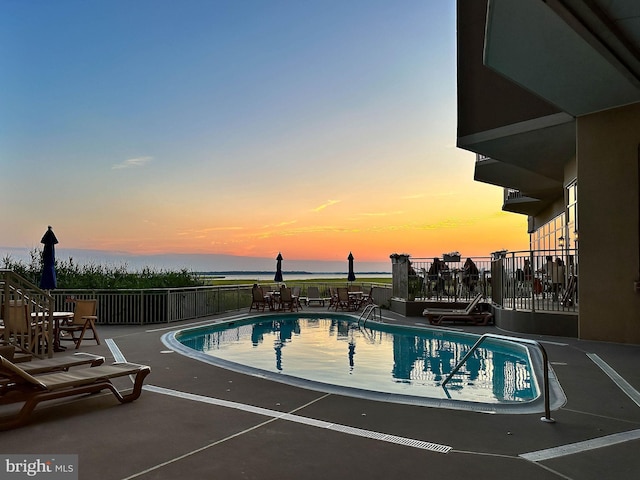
417,218,475,230
312,200,340,212
177,226,243,236
359,211,404,217
112,156,153,170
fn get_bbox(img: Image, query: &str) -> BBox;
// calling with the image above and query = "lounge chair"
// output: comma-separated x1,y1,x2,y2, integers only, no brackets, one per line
0,355,151,430
422,293,493,326
20,353,106,375
0,346,104,375
306,286,325,307
59,299,100,349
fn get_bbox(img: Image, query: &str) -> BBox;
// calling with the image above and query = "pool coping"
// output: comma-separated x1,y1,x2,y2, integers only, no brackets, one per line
161,312,567,415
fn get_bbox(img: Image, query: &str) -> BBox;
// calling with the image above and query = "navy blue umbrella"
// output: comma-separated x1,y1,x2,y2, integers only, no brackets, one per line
347,252,356,282
39,226,58,290
274,253,283,282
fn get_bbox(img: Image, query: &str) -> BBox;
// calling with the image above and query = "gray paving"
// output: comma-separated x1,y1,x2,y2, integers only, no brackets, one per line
2,308,639,480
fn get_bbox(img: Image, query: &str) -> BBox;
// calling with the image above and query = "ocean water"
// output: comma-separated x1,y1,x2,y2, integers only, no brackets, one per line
198,272,391,282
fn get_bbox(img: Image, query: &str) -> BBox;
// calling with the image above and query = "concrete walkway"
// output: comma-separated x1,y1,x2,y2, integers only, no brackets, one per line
2,308,639,480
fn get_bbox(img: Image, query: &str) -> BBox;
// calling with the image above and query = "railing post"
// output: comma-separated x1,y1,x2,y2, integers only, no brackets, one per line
139,290,144,325
530,250,536,313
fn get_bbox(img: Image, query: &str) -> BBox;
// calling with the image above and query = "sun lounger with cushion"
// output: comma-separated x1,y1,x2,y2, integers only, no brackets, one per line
20,353,105,375
0,347,104,375
422,293,493,326
306,286,326,307
0,355,151,430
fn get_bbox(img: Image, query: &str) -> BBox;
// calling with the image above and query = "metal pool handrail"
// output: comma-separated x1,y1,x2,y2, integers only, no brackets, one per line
358,304,381,326
442,333,555,423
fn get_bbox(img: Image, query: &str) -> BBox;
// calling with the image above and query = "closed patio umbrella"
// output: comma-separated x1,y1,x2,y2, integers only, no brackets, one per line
347,252,356,282
274,252,283,283
39,226,58,290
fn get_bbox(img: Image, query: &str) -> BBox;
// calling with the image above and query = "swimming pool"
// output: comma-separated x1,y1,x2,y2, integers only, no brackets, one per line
164,313,565,413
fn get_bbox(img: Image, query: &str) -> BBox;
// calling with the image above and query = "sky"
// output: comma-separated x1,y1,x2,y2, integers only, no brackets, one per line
0,0,529,270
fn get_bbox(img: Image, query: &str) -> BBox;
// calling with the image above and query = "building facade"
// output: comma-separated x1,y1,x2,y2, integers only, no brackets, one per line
456,0,640,344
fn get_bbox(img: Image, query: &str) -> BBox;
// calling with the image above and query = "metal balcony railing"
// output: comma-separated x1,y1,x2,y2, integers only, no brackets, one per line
408,249,578,314
504,188,523,202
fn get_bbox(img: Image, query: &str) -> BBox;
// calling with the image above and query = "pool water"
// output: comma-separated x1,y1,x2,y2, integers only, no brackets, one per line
172,314,541,407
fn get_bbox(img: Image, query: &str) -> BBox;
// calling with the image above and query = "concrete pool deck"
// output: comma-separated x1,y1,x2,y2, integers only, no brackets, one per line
2,308,639,479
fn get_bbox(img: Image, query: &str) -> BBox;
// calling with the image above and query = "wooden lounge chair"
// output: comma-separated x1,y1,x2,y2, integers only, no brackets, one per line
422,293,493,326
59,299,100,349
0,356,151,430
0,346,104,375
20,353,106,375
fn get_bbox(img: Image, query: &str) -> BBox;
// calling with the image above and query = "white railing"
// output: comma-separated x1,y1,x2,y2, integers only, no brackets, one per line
504,188,523,202
43,282,393,325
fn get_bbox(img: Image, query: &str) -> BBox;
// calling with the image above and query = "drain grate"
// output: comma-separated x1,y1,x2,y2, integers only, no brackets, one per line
145,385,452,454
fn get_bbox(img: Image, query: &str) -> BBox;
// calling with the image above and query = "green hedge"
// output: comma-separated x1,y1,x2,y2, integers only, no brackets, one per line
2,249,202,289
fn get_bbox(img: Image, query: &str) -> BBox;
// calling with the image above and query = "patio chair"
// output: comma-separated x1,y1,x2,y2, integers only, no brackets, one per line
306,286,325,307
292,286,304,309
0,356,151,430
422,293,492,326
333,288,357,311
328,288,338,309
360,287,374,307
0,300,47,356
250,286,269,312
279,287,298,312
59,299,100,349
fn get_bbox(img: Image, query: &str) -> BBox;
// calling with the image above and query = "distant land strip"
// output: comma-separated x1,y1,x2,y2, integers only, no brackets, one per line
196,271,391,275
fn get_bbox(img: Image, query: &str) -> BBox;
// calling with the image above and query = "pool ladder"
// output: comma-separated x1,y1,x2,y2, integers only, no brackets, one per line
358,304,381,326
442,333,555,423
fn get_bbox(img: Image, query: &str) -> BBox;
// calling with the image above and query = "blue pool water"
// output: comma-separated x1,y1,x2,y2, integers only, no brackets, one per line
167,314,555,410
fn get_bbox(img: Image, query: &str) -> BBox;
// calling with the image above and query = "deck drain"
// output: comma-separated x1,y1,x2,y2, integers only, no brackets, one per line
145,385,452,454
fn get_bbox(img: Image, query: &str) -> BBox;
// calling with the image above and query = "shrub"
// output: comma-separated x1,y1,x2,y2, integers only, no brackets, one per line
2,249,202,289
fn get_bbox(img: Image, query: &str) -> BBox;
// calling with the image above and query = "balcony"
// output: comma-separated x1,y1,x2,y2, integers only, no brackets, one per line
474,154,563,215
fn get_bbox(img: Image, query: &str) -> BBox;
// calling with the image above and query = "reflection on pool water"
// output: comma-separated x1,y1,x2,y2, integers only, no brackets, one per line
171,314,542,407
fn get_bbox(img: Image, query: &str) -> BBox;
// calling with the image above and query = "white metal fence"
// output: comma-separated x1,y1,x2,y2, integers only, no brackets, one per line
47,282,393,325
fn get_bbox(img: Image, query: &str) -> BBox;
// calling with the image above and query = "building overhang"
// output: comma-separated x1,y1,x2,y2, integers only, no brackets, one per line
458,113,575,181
484,0,640,117
502,195,553,217
474,157,563,198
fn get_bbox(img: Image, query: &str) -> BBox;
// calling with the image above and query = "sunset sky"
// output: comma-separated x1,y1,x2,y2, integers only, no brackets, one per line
1,0,528,269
